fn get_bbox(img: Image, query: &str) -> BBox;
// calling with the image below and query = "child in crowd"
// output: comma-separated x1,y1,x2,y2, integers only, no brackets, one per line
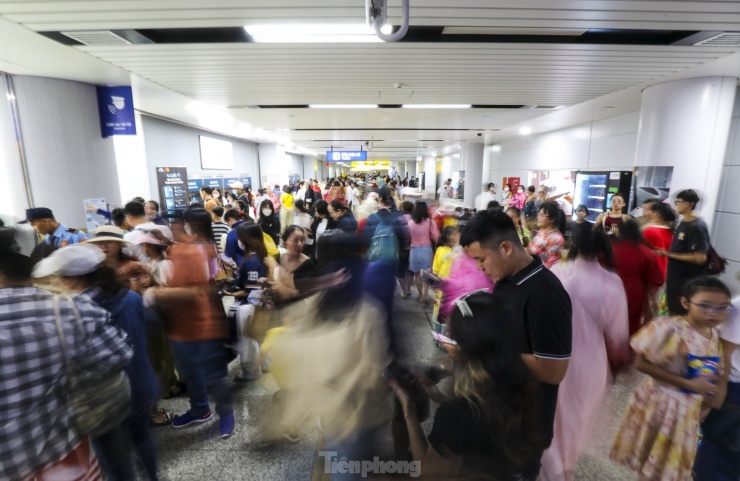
431,226,460,336
611,276,733,481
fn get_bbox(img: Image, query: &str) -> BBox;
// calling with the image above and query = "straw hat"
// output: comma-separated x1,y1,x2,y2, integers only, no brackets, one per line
85,226,131,245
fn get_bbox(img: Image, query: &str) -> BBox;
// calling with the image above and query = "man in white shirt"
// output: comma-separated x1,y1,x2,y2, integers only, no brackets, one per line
475,183,497,211
693,290,740,479
437,181,452,200
348,182,361,217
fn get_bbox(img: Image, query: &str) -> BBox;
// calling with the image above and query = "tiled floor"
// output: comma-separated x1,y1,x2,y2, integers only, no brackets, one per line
153,290,643,480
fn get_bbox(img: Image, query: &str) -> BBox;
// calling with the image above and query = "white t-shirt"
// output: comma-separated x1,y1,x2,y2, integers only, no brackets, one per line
438,186,451,199
720,295,740,383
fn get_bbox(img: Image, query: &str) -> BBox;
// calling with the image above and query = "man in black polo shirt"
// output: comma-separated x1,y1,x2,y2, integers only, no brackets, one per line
461,209,572,449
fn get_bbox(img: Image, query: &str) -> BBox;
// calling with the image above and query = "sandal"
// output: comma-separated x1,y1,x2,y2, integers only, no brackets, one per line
150,409,173,427
164,381,187,399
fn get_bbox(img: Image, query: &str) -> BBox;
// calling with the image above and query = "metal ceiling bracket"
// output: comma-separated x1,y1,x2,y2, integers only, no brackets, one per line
366,0,410,42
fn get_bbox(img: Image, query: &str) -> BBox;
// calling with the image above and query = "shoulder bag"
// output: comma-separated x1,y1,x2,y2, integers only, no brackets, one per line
53,295,131,438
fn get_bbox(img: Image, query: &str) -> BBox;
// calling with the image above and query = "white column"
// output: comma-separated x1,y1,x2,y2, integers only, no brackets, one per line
634,76,737,227
460,142,484,208
421,155,437,196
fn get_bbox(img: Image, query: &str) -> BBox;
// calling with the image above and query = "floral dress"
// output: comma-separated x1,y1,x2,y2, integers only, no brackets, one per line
527,229,564,269
610,316,723,481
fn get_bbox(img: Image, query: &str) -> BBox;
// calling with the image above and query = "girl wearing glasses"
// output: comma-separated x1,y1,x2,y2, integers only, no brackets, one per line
611,276,733,481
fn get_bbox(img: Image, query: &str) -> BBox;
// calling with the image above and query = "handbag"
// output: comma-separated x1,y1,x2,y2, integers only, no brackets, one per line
53,295,132,438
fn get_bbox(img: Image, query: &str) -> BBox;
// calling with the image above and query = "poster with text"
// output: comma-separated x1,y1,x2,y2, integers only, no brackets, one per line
156,167,189,212
83,198,110,234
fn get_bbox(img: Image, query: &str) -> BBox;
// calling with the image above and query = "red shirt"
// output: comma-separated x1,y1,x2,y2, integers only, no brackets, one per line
642,225,673,277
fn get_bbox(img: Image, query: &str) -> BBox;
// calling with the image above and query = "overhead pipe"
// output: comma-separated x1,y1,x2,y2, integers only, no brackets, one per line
366,0,410,42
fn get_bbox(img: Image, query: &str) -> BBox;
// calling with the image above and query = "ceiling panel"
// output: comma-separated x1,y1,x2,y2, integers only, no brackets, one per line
3,1,740,31
1,1,739,157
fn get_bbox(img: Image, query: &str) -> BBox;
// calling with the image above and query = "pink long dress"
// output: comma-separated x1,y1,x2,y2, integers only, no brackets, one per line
540,258,630,481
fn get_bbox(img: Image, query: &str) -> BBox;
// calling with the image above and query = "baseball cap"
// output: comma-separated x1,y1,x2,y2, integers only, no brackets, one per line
32,244,105,278
20,207,54,224
229,181,244,190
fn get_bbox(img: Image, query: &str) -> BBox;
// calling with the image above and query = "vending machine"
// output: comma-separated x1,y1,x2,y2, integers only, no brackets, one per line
572,171,633,221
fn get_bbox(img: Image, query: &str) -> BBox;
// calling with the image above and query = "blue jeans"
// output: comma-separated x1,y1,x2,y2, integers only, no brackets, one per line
92,409,158,481
169,339,232,417
693,381,740,481
323,427,379,481
364,259,402,357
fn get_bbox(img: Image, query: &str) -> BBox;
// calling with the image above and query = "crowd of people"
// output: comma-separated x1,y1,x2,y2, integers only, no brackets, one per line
0,174,738,481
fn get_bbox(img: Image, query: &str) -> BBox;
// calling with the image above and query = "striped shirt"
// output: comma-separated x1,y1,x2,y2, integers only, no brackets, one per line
211,222,230,254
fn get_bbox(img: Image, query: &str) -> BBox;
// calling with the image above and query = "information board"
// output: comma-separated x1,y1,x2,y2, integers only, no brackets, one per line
156,167,190,212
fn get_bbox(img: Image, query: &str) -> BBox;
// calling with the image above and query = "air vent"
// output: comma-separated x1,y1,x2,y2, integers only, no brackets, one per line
61,30,132,46
694,32,740,47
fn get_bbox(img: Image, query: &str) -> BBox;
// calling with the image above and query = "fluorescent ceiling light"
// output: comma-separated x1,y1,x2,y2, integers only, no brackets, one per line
402,104,472,109
491,145,502,152
519,126,532,136
309,104,378,109
441,27,587,36
245,24,382,43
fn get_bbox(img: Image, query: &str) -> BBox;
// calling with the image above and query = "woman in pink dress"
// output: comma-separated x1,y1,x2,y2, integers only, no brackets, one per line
541,230,630,481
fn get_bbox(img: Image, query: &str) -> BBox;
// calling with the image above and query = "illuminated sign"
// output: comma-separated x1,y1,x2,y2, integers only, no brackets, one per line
326,151,367,162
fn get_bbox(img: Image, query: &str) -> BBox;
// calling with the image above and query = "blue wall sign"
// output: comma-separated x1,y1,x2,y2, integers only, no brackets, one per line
188,178,204,192
96,86,136,138
326,151,367,162
204,178,224,191
240,177,252,188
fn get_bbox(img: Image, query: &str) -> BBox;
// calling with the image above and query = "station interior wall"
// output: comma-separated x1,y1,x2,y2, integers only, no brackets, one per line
0,73,737,294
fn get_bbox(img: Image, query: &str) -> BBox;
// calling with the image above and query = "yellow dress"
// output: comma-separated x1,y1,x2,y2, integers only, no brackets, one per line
610,316,723,481
432,246,456,329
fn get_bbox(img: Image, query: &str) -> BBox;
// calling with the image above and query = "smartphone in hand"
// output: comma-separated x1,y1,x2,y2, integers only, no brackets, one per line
420,269,442,288
432,331,457,346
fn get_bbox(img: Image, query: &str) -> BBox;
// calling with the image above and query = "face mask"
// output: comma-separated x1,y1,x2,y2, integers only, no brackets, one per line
262,209,272,216
145,215,155,221
518,190,524,194
184,224,194,236
504,187,510,192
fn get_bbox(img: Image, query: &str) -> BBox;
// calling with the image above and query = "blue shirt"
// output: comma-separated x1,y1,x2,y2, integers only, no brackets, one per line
45,223,89,247
238,253,267,287
224,220,248,265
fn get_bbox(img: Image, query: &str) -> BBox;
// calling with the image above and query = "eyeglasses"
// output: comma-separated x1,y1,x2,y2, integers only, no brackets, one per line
674,200,687,205
687,301,736,315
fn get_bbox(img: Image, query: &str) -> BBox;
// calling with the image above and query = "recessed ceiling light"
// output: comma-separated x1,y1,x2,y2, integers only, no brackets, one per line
402,104,472,109
244,24,382,43
309,104,378,109
519,126,532,136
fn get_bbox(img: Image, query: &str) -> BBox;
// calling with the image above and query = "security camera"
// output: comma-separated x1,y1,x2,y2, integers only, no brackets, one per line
476,132,482,137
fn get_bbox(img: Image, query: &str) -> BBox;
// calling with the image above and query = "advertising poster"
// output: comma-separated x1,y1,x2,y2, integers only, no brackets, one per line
633,166,673,208
528,170,576,215
156,167,189,212
83,198,110,234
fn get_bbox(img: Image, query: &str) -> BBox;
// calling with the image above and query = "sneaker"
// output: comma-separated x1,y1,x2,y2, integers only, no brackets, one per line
171,410,213,429
220,413,236,438
235,372,262,382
